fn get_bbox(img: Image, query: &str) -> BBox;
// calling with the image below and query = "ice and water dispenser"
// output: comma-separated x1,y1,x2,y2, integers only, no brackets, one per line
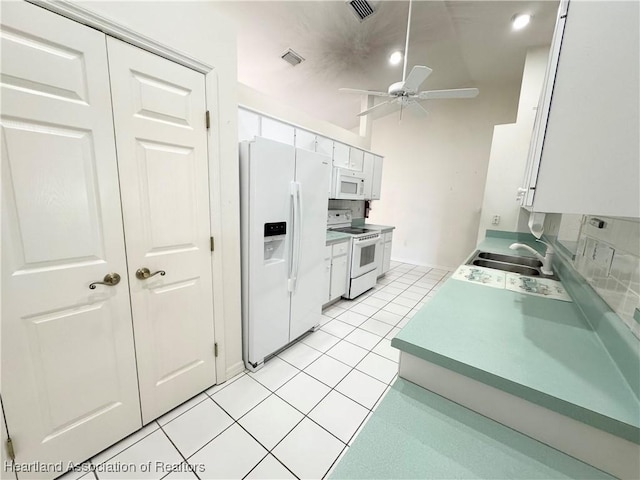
264,222,286,264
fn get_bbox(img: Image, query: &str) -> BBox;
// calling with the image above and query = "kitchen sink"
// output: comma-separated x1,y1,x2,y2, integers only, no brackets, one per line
472,259,540,276
477,252,543,268
467,250,558,280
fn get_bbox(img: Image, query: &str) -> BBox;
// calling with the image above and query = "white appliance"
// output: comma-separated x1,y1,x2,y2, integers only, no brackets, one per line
240,137,330,371
333,168,366,200
327,210,382,299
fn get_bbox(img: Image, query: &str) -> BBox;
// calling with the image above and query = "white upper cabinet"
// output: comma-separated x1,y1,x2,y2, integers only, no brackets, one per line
333,141,350,169
316,135,333,157
261,117,295,146
348,147,364,171
371,155,383,200
521,0,639,217
295,128,316,151
238,108,261,142
363,152,375,198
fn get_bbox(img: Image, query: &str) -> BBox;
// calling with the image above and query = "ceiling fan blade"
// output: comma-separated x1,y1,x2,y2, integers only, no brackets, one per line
339,88,390,97
416,88,479,100
402,66,433,92
407,100,428,116
357,100,396,117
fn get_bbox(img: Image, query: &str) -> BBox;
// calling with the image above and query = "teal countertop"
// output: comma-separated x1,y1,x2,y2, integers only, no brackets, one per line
326,230,351,245
392,236,640,443
331,379,612,479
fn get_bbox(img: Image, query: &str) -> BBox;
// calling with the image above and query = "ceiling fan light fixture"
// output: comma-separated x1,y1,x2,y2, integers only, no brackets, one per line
512,13,532,30
389,51,403,65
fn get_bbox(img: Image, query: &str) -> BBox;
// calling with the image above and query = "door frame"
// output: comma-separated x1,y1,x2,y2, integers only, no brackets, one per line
24,0,235,383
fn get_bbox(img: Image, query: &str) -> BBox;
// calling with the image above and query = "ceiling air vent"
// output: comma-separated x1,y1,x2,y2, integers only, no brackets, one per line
347,0,376,21
281,49,305,67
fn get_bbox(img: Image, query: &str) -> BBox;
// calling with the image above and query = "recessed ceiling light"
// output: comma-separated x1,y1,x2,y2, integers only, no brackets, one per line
389,51,403,65
512,13,531,30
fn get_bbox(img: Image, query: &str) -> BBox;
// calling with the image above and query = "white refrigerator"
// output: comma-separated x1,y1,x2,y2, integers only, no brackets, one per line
240,136,330,370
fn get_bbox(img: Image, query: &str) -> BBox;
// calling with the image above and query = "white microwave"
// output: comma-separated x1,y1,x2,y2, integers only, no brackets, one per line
333,168,365,200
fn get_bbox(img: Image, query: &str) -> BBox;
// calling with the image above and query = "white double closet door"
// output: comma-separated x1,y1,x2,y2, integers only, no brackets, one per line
1,2,216,475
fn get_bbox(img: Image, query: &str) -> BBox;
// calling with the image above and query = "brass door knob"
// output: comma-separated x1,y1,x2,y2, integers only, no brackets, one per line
136,267,166,280
89,273,121,289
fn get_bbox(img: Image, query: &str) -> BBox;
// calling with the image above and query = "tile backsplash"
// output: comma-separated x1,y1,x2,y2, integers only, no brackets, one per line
328,199,365,220
568,216,640,339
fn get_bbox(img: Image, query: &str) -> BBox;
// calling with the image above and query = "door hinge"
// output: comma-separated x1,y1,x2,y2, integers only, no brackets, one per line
6,437,15,461
205,110,211,129
210,237,214,252
214,343,219,357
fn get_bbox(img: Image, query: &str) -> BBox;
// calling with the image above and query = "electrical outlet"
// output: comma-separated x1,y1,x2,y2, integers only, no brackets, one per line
491,215,500,226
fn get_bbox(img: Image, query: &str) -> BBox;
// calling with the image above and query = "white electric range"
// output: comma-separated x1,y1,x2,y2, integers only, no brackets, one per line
327,210,382,299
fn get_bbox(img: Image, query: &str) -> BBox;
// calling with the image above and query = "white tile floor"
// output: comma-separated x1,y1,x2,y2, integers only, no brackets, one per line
61,262,451,480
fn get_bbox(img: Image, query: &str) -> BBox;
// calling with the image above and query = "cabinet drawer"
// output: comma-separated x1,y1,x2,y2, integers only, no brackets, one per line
332,241,349,257
384,231,393,243
324,245,332,260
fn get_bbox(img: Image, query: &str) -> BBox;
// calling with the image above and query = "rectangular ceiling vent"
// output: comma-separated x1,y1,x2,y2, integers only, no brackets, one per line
281,49,305,67
347,0,376,21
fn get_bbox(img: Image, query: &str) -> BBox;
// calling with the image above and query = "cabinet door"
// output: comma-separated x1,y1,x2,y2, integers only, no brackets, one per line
295,128,316,151
262,117,295,146
333,141,350,168
349,147,365,171
363,153,375,198
330,255,349,300
238,108,261,142
520,0,569,207
383,242,392,274
372,155,384,200
532,1,640,217
324,258,332,304
1,3,141,473
107,37,216,423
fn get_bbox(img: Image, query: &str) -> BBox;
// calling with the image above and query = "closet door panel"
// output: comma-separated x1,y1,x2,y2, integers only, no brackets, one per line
106,37,217,423
1,3,141,475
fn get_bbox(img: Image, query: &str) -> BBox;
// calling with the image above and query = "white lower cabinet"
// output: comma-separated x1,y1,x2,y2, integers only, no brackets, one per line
330,254,349,300
382,231,393,276
323,241,350,304
0,3,217,476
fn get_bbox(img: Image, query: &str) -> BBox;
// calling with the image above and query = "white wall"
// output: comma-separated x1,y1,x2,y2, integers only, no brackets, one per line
75,1,244,379
368,83,519,269
476,47,550,243
239,83,369,149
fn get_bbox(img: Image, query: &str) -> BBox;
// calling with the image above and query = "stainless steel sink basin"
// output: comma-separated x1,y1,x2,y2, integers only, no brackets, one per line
477,252,543,268
467,250,558,280
472,259,540,276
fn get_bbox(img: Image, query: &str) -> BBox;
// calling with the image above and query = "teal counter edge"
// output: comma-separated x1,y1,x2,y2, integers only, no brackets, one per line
391,336,640,444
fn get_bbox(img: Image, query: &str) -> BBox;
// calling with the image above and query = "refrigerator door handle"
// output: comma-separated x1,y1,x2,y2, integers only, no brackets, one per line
288,181,300,292
293,181,303,293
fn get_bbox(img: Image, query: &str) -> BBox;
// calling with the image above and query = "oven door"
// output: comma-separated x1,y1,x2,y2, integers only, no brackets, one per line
351,236,381,277
334,171,365,200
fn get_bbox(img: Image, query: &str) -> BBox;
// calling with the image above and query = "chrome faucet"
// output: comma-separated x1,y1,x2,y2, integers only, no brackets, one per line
509,240,555,276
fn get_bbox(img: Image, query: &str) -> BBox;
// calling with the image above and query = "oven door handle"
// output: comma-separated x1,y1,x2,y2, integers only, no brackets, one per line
355,237,380,247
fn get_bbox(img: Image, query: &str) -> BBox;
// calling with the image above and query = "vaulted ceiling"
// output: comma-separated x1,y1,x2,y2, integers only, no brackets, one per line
211,1,559,129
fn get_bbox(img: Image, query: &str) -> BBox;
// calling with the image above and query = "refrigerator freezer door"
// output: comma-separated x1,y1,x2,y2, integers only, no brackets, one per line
242,137,296,366
289,148,331,340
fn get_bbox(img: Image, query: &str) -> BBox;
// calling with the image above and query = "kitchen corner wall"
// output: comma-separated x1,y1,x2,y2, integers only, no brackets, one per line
368,83,520,269
547,214,640,339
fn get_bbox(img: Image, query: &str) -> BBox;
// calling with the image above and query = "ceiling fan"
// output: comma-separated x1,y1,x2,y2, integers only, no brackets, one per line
339,0,479,118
